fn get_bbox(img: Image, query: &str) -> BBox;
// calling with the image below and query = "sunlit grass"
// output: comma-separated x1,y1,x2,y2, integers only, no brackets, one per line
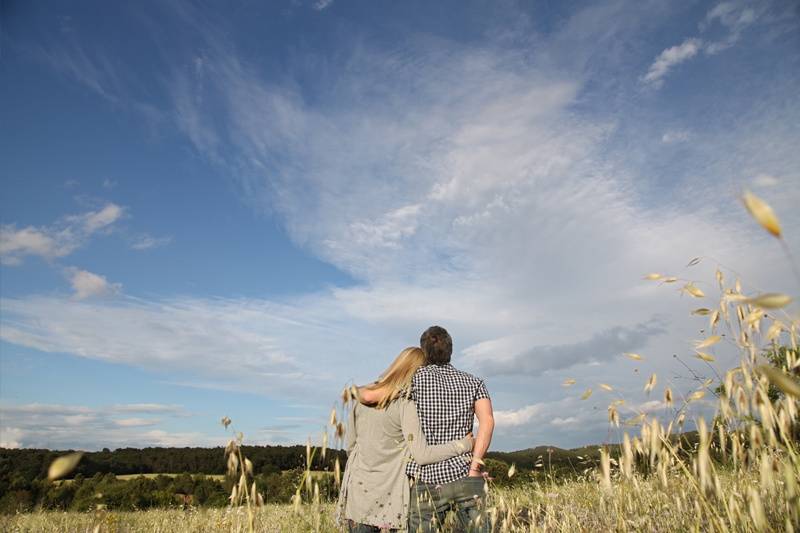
0,504,337,532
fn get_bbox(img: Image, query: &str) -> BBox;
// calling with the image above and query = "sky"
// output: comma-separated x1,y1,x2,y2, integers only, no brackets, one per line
1,0,799,452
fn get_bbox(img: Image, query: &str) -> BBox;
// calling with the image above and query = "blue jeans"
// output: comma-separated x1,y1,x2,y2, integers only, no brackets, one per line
408,476,490,532
347,520,398,532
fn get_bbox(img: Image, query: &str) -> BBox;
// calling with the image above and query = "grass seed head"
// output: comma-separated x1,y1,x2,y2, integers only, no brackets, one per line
742,190,782,238
758,365,800,398
48,452,83,481
682,283,705,298
745,293,793,309
644,373,657,394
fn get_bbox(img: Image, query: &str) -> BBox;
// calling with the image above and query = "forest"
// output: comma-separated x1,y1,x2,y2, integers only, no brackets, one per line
0,445,345,513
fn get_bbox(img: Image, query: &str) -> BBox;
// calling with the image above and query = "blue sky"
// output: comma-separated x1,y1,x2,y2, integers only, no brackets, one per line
1,0,799,452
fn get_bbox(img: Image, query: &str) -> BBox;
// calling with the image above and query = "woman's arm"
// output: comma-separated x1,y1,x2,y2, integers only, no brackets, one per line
345,402,357,454
357,386,381,405
400,400,473,465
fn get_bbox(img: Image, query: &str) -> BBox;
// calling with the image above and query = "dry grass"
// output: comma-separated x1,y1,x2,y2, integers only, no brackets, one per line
0,504,337,532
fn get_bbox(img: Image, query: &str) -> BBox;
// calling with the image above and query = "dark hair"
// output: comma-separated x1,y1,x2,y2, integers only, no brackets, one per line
420,326,452,365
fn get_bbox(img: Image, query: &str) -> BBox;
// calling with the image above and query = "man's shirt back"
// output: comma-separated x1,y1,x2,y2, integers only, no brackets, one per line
405,363,490,485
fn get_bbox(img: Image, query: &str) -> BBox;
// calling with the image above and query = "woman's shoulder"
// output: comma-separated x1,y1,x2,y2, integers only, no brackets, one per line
390,394,415,411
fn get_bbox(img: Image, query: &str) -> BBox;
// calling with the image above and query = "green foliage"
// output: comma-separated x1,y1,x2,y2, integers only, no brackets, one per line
0,443,350,514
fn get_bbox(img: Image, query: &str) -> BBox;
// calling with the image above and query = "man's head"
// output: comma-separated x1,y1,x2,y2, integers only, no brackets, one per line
420,325,452,365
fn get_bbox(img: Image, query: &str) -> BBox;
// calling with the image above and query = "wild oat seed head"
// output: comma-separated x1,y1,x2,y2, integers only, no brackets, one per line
742,190,782,238
47,452,83,481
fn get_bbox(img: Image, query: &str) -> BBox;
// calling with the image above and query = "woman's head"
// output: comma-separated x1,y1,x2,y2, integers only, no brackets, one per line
363,347,425,408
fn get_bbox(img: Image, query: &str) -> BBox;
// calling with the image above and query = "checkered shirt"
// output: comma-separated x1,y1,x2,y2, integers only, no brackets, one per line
405,363,490,485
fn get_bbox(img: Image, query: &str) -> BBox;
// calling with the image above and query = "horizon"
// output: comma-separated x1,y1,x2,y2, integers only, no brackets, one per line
1,0,799,453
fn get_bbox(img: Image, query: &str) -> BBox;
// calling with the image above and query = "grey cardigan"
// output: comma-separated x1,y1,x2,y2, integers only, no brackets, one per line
336,397,471,529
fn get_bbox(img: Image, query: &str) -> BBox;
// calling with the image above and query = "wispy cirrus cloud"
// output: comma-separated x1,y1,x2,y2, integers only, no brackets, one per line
0,296,308,385
642,38,704,88
702,1,758,55
641,0,779,88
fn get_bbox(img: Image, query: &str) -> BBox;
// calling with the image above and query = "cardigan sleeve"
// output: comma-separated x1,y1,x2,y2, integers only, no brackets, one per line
346,402,357,454
399,399,471,465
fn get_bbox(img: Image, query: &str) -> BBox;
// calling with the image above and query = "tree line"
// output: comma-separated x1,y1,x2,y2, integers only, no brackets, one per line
0,445,345,514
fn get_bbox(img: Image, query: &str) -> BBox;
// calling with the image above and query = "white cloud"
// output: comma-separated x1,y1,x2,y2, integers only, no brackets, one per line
0,427,24,448
703,2,759,55
313,0,334,10
642,38,703,87
661,130,692,143
76,203,125,233
752,173,779,187
114,417,160,427
550,417,580,428
0,226,62,265
0,402,207,450
111,403,185,414
0,203,124,265
66,267,121,299
494,403,547,428
130,234,173,250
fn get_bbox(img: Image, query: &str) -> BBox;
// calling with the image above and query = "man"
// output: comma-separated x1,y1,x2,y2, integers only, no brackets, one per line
406,325,494,532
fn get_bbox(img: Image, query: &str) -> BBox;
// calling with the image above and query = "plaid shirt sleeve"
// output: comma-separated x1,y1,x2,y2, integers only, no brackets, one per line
474,380,490,401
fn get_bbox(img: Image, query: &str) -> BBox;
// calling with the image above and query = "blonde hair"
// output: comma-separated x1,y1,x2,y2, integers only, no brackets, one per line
362,347,425,409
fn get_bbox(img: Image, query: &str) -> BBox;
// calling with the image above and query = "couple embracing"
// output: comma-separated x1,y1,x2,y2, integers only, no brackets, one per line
337,326,495,532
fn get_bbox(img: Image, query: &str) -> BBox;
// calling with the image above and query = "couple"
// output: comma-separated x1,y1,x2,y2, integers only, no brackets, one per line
337,325,495,532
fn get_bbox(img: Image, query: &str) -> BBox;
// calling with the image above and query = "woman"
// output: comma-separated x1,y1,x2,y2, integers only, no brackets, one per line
337,347,473,532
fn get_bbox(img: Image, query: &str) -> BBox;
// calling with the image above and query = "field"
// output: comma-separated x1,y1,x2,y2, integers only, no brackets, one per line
0,469,789,532
0,503,338,532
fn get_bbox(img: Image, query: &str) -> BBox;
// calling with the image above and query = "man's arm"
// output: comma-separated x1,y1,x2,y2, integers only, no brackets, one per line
470,397,494,477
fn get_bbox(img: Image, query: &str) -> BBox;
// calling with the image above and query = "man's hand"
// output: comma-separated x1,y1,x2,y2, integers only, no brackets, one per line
468,467,484,478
